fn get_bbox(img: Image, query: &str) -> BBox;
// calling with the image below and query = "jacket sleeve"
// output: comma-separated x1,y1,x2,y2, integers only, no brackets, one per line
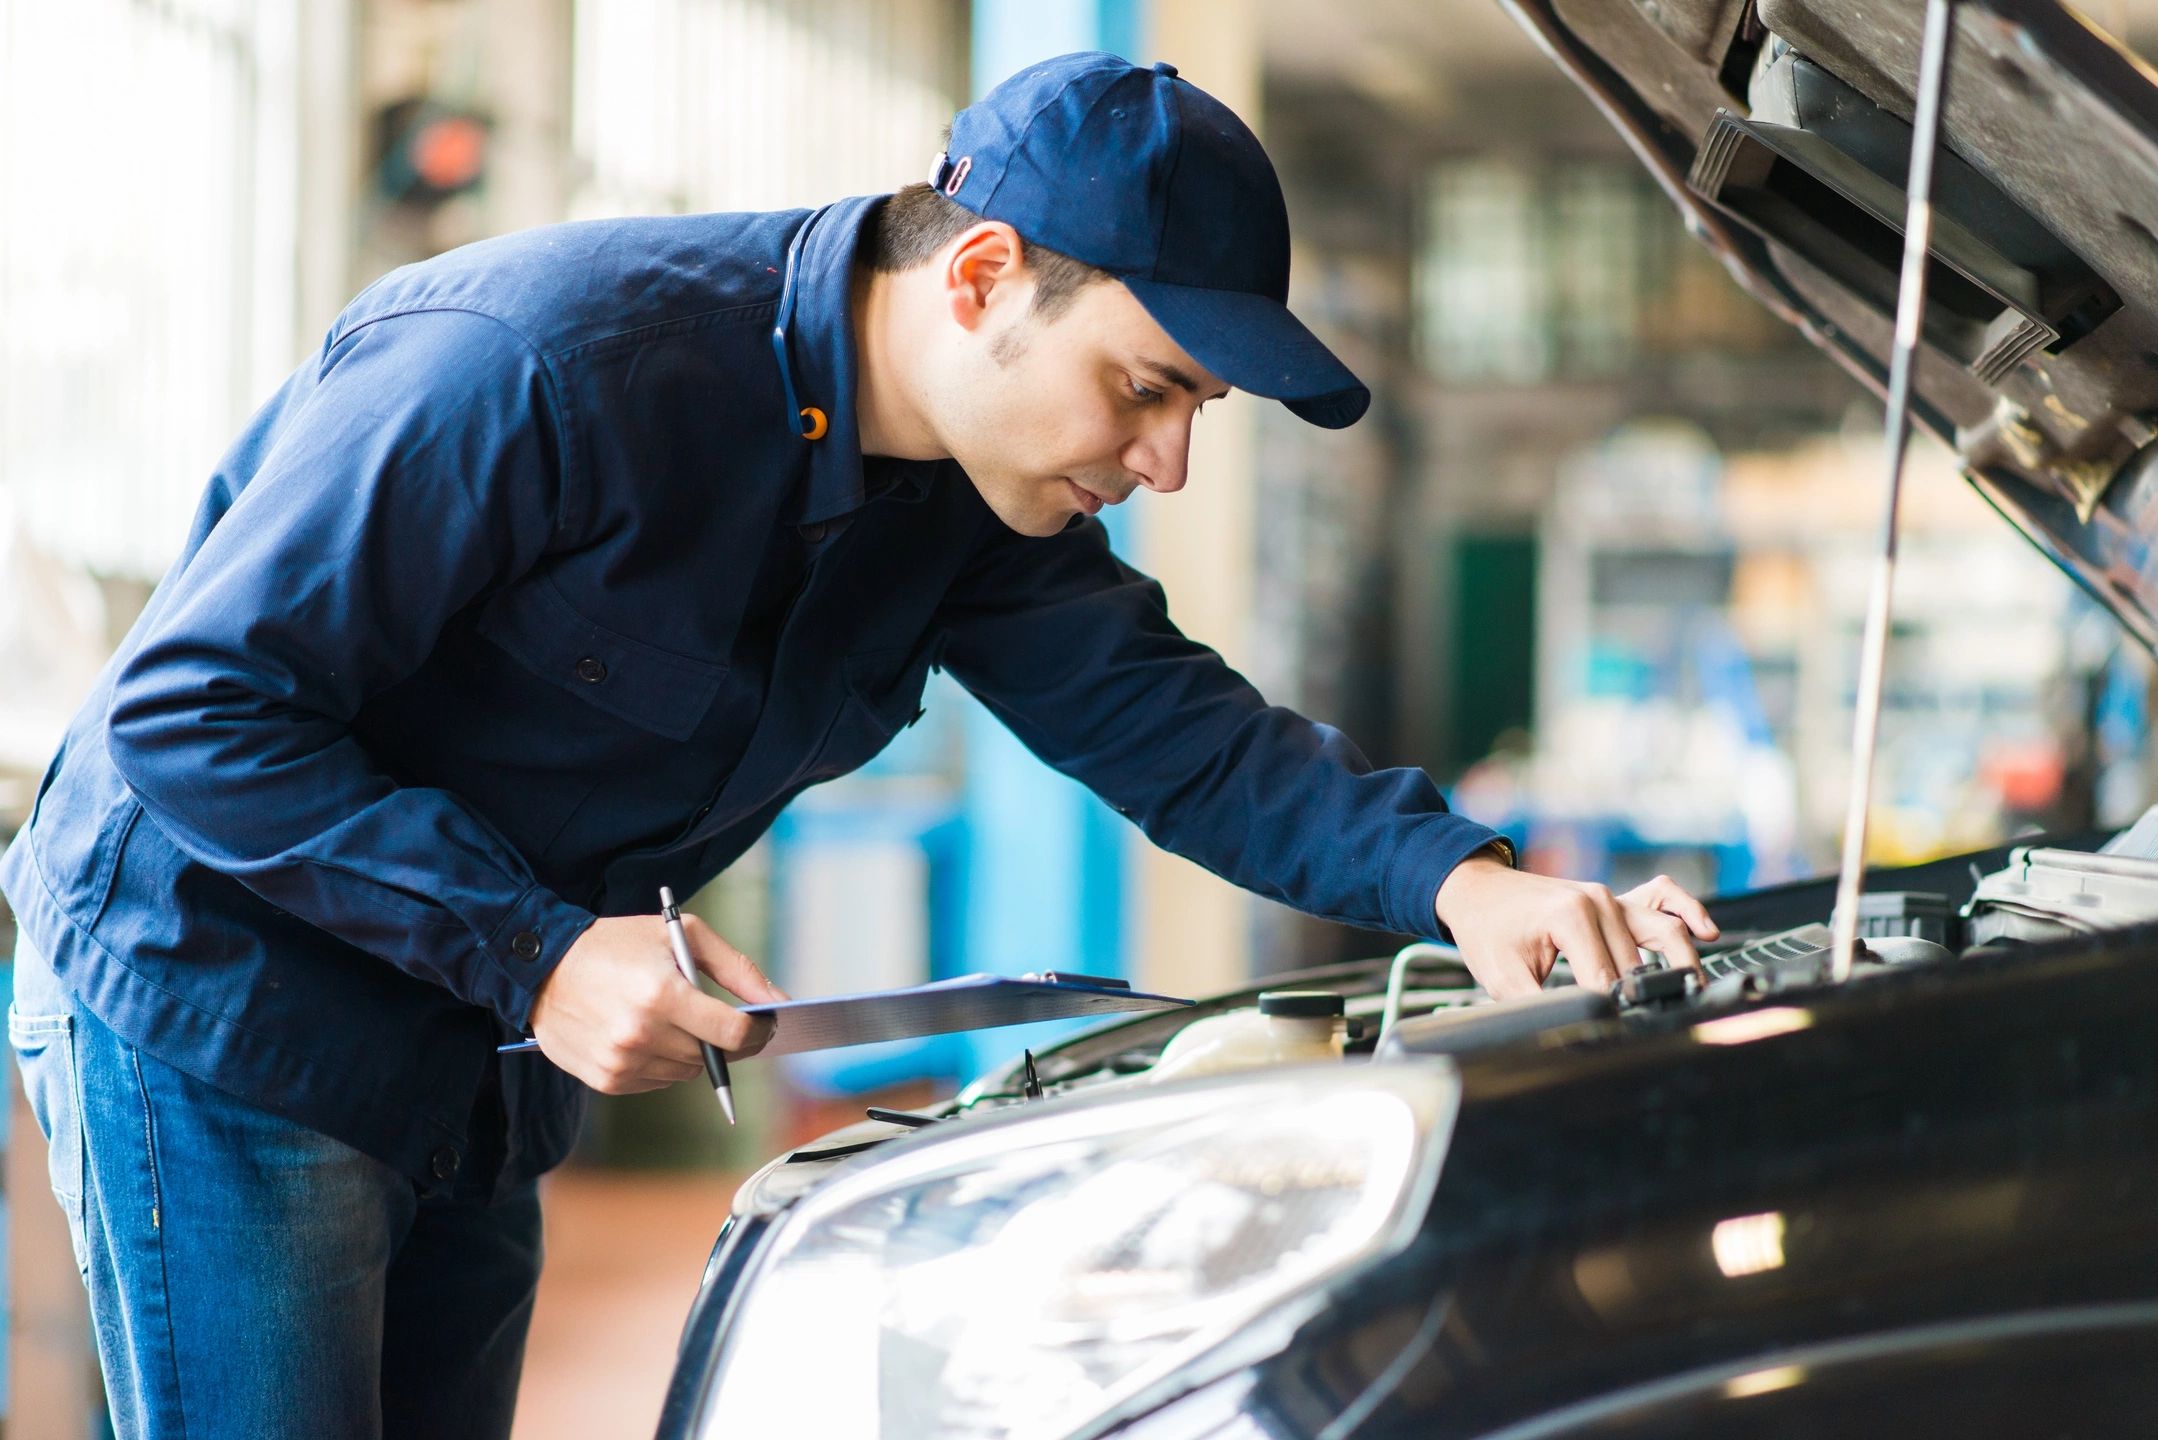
935,513,1509,940
105,308,597,1028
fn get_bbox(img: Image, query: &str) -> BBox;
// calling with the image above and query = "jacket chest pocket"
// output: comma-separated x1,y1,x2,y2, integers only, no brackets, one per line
797,641,939,785
474,580,728,744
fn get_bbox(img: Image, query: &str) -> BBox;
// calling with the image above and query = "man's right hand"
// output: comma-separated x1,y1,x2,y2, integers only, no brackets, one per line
527,913,789,1095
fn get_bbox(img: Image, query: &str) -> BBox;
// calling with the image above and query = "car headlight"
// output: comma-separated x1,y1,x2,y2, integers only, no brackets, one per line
696,1062,1459,1439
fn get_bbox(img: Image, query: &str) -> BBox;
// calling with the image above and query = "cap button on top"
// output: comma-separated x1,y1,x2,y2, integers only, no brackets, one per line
575,656,607,684
1152,61,1178,77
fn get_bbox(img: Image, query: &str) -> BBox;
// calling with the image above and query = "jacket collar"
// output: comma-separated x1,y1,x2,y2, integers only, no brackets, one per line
781,195,939,525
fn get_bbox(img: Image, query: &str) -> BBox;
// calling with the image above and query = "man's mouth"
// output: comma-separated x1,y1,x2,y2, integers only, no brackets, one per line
1065,478,1127,514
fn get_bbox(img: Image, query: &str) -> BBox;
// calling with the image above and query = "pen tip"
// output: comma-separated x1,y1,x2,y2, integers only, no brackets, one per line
717,1088,737,1125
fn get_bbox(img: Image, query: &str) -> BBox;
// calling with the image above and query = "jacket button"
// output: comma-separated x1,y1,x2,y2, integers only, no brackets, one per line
798,520,829,543
510,930,542,960
431,1146,461,1180
575,656,608,683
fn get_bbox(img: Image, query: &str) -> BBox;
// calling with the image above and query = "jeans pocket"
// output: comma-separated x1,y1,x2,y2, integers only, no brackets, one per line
10,1005,90,1275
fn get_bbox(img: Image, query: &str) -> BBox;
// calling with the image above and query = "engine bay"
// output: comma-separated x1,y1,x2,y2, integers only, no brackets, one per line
728,808,2158,1232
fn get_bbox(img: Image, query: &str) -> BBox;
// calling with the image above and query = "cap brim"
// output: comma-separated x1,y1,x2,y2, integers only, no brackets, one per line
1121,277,1370,429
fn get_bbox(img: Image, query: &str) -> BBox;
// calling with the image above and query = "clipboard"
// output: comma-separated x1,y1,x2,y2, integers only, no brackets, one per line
497,972,1193,1057
738,972,1193,1058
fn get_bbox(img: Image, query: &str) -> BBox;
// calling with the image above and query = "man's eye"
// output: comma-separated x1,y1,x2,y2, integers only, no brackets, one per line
1125,377,1163,404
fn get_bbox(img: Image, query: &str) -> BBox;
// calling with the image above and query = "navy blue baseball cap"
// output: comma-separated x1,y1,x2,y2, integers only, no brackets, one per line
928,51,1370,429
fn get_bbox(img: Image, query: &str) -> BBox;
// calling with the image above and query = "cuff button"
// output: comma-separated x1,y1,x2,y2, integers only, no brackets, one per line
574,656,608,683
510,931,542,960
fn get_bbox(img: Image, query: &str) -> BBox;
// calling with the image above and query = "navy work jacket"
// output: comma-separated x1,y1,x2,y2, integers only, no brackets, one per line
1,196,1505,1198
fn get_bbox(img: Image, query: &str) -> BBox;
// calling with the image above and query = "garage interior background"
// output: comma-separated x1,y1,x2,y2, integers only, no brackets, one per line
4,0,2157,1435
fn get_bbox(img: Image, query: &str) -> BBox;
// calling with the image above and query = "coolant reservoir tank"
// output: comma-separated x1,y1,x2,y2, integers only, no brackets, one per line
1146,990,1347,1083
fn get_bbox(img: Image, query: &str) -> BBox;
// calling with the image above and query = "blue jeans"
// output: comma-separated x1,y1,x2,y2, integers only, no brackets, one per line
8,938,544,1439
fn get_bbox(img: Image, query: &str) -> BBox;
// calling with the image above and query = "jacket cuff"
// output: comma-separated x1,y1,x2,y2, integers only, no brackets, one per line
1381,815,1515,941
478,884,598,1029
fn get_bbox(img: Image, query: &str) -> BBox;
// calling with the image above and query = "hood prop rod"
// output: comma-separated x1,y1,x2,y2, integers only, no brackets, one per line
1829,0,1961,982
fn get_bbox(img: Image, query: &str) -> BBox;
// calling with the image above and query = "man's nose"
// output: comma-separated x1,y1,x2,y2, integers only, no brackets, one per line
1126,418,1192,494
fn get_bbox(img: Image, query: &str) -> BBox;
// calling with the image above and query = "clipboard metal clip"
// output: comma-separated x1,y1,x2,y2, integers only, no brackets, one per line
1023,971,1130,991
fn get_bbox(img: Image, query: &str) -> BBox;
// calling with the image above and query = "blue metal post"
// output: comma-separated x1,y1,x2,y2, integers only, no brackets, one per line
957,0,1148,1073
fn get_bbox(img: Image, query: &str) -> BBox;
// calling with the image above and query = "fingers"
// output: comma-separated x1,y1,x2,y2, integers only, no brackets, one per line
1624,874,1720,941
583,1061,701,1096
1462,944,1547,1002
1584,886,1644,980
1554,906,1623,991
720,1011,777,1061
1544,886,1632,991
680,915,790,1003
596,1078,669,1095
660,915,784,1056
1627,902,1701,972
536,1038,702,1095
667,987,775,1057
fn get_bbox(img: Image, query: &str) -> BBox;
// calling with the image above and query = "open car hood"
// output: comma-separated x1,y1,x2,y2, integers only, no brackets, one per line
1502,0,2158,652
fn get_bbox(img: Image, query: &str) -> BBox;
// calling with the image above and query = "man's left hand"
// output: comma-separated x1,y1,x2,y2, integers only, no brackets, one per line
1434,857,1720,1000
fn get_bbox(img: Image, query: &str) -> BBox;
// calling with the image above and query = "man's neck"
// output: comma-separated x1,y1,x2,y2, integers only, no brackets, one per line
850,262,947,462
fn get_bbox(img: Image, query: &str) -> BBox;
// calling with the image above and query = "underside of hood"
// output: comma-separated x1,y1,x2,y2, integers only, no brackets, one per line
1502,0,2158,651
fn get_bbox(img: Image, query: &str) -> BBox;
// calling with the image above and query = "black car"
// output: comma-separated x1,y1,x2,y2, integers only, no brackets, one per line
654,2,2158,1434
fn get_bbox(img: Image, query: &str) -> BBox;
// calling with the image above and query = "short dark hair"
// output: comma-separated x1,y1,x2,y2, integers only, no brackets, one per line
863,182,1111,323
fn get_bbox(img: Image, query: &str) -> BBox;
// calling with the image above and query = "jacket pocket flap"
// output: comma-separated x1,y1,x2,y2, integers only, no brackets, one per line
476,581,727,743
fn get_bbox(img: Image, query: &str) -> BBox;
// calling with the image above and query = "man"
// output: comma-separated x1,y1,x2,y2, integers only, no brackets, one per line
3,52,1715,1437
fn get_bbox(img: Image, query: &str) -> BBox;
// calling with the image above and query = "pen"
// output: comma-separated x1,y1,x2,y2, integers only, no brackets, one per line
661,885,737,1125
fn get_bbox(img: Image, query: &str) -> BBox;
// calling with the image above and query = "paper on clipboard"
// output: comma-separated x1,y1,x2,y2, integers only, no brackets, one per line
737,973,1194,1058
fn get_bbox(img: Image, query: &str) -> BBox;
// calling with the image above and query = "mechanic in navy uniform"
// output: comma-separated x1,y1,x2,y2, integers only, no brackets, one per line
2,53,1716,1438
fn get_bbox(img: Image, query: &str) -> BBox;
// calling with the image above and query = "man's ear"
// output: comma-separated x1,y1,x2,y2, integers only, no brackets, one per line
942,221,1027,333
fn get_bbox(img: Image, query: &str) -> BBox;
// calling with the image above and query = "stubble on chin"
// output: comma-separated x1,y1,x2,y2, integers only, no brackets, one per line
971,474,1065,538
1019,503,1072,538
